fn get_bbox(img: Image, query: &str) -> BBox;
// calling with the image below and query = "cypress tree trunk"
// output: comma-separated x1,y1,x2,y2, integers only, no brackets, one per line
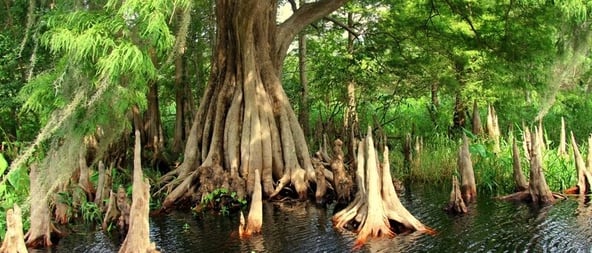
161,0,347,209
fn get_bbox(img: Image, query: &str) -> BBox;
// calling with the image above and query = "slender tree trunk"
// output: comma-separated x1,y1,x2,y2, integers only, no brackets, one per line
471,99,482,136
344,11,359,163
452,92,466,132
298,20,310,139
431,82,440,108
144,82,164,155
161,0,347,208
173,55,188,155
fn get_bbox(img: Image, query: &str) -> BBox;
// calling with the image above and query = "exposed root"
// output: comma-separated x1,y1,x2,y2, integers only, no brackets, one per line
444,176,467,214
333,127,430,247
239,169,262,238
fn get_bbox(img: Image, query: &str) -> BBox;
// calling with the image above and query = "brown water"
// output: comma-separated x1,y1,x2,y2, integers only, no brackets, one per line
39,183,592,252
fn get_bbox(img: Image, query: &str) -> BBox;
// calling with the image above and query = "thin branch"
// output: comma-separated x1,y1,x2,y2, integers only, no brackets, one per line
323,16,360,37
276,0,348,63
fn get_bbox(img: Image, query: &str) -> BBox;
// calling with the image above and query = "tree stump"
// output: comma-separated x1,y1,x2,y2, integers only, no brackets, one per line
102,190,119,231
95,161,112,210
459,133,476,203
331,139,352,203
312,155,328,204
25,164,62,248
444,176,467,214
0,204,28,253
557,117,568,158
528,127,554,204
118,130,159,253
564,132,592,195
239,169,262,238
486,104,500,153
332,127,432,247
78,150,94,200
499,127,556,204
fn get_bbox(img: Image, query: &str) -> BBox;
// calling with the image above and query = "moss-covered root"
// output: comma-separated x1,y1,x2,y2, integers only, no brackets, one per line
25,164,62,248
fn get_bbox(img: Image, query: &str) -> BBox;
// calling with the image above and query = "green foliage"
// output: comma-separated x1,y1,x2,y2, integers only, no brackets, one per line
80,201,102,224
0,154,30,239
196,188,247,216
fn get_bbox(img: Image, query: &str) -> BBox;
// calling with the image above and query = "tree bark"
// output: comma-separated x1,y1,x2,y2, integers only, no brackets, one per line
330,139,352,203
452,92,466,132
143,82,166,168
445,176,467,214
528,127,554,204
512,137,528,192
239,169,262,238
172,54,188,155
298,26,310,140
344,11,359,164
0,205,28,253
161,0,347,209
118,130,159,253
459,133,476,203
557,117,567,158
567,132,592,195
332,127,431,247
486,104,500,153
25,164,61,248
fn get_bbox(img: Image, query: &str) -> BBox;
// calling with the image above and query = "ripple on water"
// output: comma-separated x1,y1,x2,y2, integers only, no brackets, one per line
52,184,592,253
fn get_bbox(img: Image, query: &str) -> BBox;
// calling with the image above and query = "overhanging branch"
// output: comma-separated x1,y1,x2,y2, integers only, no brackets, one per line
276,0,348,63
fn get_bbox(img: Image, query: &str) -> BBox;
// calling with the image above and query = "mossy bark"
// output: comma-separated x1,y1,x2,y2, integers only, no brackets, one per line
25,164,62,248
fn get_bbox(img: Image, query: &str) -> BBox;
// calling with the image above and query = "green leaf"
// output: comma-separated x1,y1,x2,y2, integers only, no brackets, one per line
0,154,7,176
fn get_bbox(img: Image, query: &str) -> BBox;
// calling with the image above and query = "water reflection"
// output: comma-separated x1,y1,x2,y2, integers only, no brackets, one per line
47,183,592,252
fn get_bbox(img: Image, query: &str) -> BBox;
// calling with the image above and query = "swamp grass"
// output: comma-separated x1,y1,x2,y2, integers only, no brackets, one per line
391,131,578,196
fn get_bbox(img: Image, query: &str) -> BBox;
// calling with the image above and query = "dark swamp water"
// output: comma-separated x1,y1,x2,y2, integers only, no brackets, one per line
35,183,592,253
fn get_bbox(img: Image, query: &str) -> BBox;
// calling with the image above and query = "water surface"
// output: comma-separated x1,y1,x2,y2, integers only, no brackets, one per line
46,183,592,252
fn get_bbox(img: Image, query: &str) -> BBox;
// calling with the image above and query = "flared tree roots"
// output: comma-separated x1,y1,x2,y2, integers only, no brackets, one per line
332,127,432,247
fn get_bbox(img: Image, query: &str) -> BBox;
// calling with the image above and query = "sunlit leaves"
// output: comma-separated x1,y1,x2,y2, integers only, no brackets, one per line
98,41,156,84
